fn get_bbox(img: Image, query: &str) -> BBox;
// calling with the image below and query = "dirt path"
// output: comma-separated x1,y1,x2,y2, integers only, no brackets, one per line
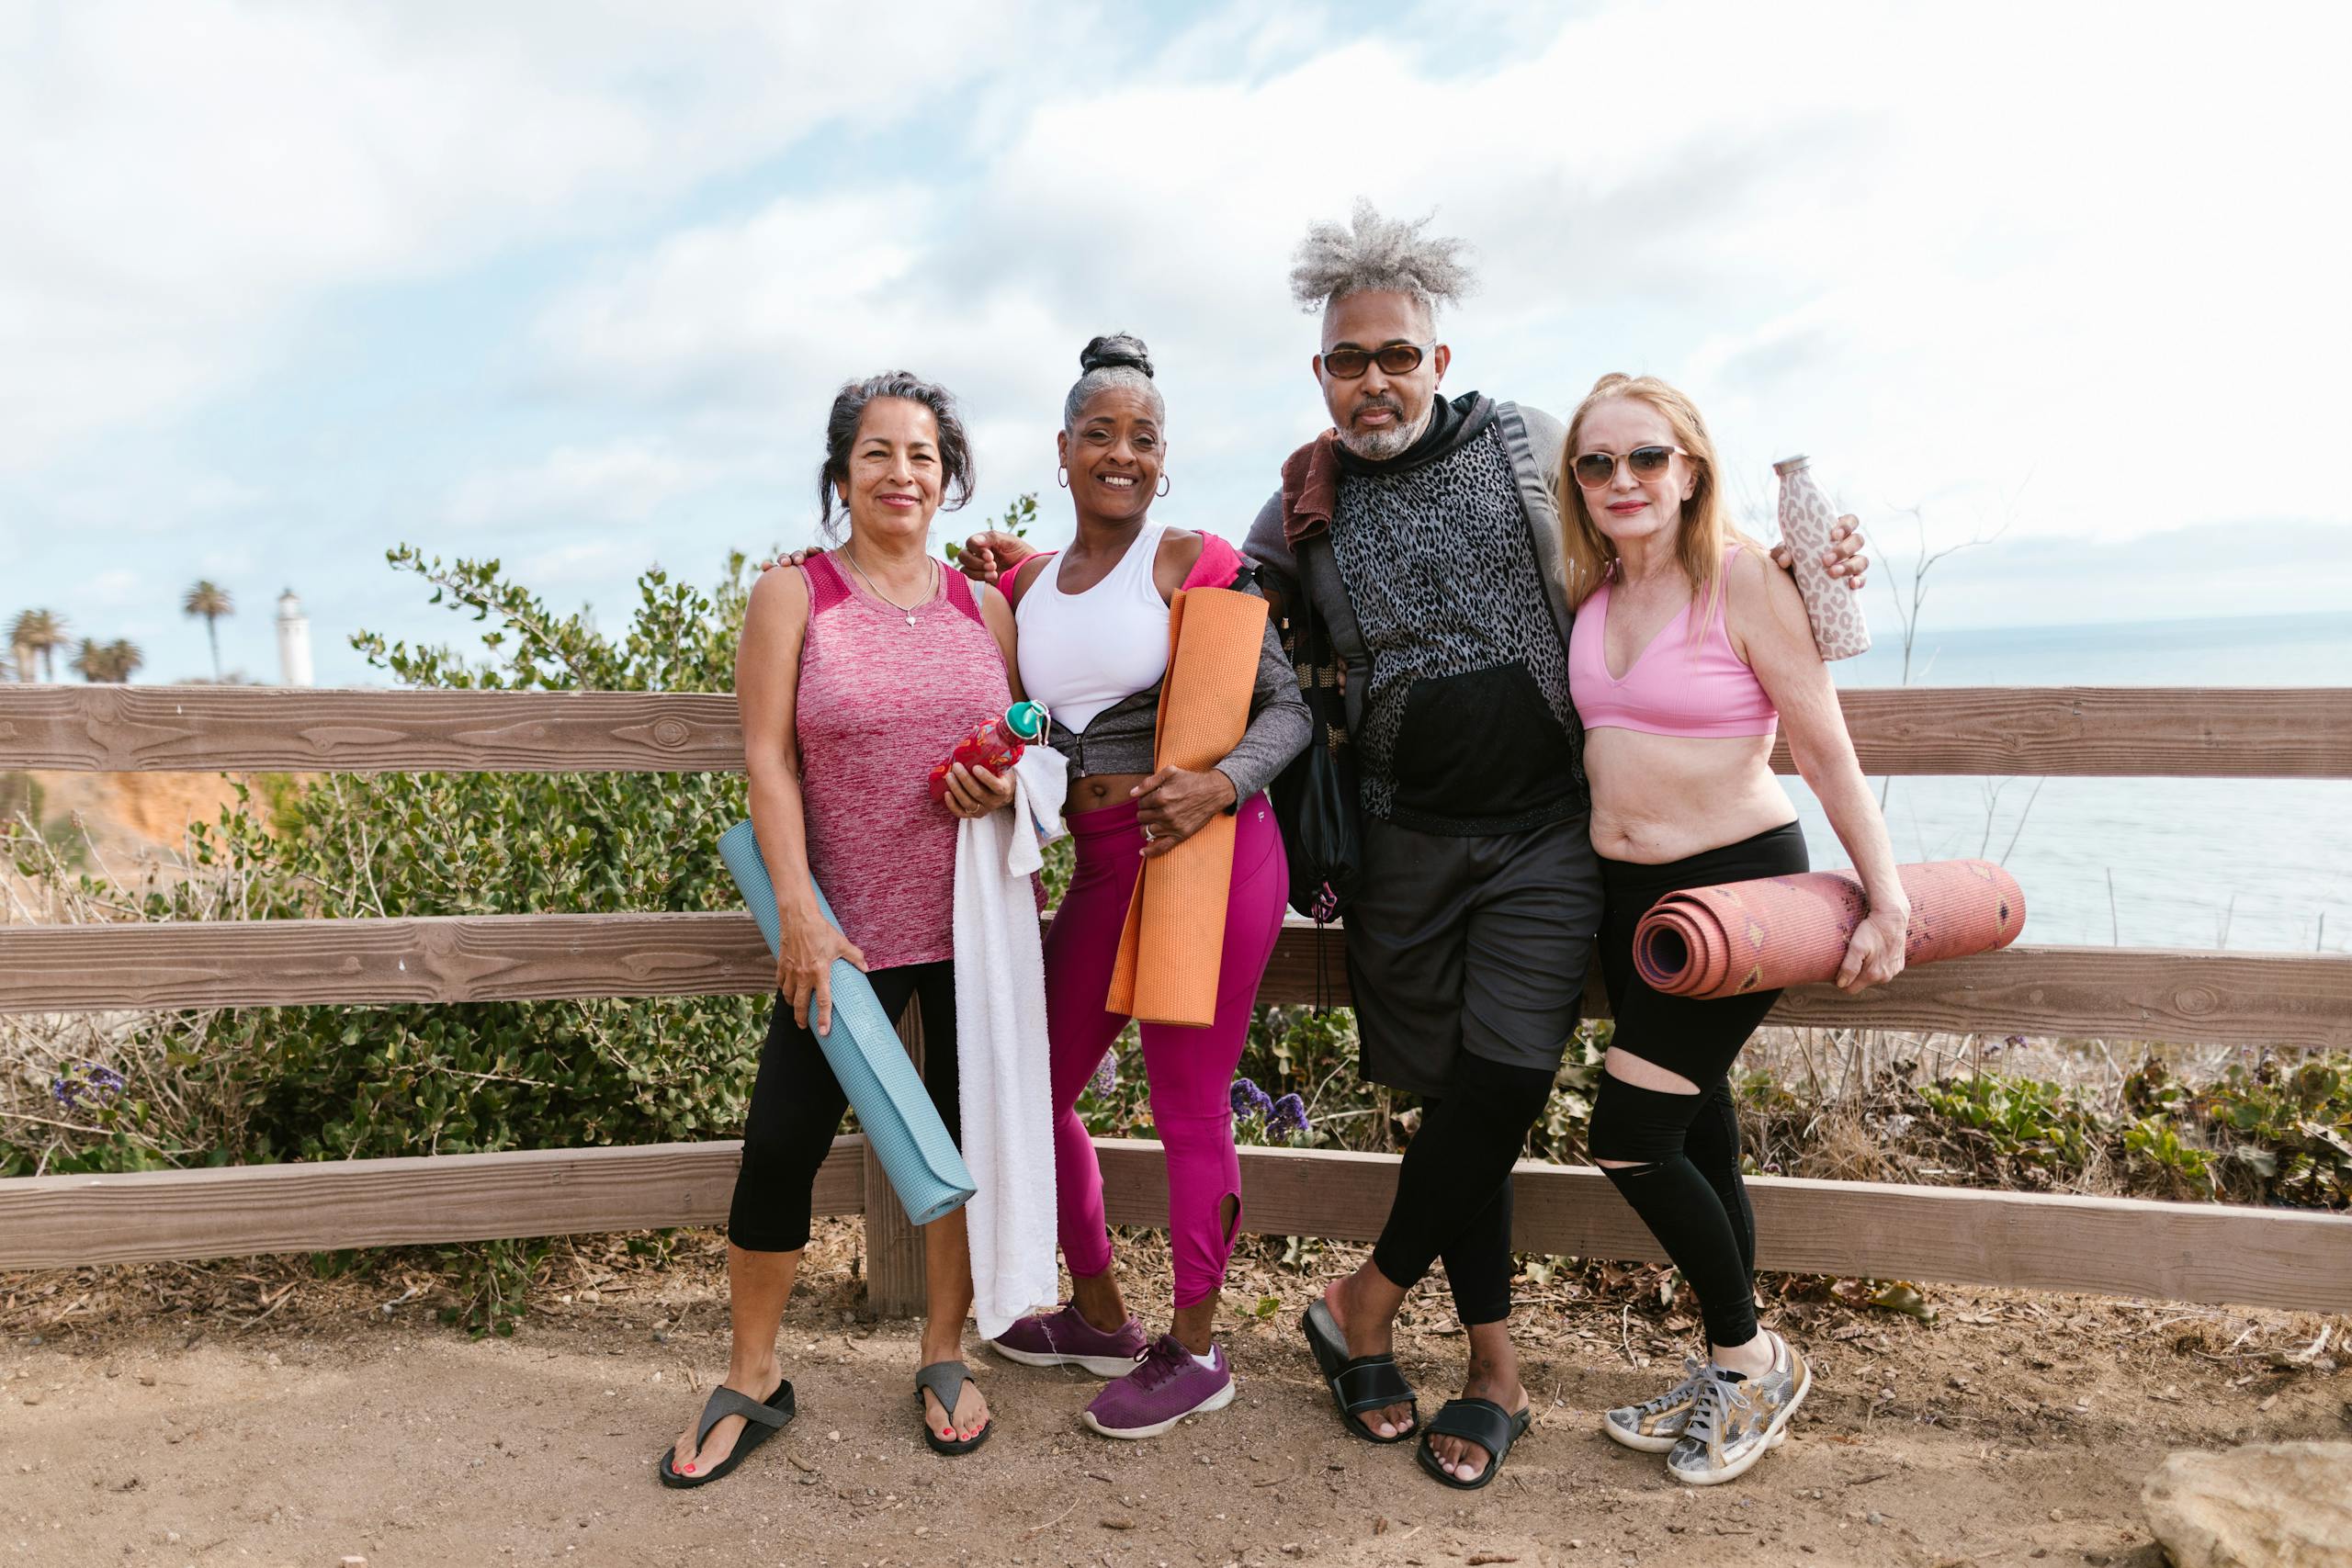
5,1224,2346,1568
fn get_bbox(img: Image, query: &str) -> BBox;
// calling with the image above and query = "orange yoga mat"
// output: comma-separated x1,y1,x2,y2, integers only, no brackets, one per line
1633,859,2026,999
1106,586,1269,1027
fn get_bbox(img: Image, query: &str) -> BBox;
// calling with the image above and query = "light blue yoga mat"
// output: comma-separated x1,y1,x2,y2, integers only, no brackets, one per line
718,818,975,1228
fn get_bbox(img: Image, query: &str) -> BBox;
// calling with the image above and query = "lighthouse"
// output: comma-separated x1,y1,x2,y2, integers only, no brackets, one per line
276,589,314,688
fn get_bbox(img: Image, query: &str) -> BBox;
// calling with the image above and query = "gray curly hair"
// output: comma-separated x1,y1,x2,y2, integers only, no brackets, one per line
1062,333,1164,434
1288,198,1476,327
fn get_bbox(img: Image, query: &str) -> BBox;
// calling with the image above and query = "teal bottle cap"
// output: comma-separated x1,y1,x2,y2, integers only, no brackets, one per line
1005,701,1049,741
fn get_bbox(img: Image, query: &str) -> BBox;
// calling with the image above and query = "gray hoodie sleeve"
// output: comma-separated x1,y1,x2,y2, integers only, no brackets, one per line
1212,577,1311,806
1515,404,1566,477
1242,490,1297,598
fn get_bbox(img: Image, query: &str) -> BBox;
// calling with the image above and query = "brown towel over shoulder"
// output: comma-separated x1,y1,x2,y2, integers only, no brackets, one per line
1281,431,1342,545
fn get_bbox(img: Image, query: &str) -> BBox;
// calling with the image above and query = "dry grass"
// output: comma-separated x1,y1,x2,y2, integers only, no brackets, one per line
2,815,255,1176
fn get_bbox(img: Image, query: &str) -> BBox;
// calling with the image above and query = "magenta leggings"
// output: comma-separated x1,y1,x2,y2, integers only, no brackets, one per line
1046,792,1288,1310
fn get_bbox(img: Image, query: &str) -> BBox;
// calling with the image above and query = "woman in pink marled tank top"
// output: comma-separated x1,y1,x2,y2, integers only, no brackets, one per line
663,373,1022,1488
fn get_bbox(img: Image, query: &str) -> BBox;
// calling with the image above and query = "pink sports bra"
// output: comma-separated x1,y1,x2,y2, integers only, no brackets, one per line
1568,545,1779,739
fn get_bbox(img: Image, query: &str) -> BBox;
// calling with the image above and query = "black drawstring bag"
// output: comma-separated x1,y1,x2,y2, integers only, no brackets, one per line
1269,546,1362,948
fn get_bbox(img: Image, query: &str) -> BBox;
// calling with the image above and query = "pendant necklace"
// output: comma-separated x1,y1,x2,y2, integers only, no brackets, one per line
842,544,933,626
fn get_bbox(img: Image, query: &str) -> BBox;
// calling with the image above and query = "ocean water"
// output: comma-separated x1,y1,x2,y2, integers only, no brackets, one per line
1779,609,2350,953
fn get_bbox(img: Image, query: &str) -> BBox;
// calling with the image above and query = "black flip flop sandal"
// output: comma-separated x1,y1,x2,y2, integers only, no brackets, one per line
656,1379,795,1489
1415,1397,1533,1491
1300,1299,1418,1444
916,1360,992,1456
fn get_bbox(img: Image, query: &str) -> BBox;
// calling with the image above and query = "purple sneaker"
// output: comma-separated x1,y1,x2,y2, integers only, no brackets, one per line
988,1303,1148,1377
1080,1335,1236,1439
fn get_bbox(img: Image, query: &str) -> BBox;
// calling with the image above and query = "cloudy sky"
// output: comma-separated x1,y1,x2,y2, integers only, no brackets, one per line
6,0,2348,687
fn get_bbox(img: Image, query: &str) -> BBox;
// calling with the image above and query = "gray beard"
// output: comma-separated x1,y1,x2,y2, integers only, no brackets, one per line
1334,401,1433,461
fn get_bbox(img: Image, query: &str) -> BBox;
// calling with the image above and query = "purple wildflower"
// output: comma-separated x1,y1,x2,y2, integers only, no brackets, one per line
51,1063,125,1111
1229,1077,1275,1122
1089,1051,1118,1100
1268,1093,1309,1139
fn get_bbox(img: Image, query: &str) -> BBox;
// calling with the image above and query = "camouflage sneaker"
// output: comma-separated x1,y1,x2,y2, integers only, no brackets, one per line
1601,1355,1711,1453
1666,1334,1810,1487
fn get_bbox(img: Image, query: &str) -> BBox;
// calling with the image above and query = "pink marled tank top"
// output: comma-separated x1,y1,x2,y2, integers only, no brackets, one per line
795,552,1011,968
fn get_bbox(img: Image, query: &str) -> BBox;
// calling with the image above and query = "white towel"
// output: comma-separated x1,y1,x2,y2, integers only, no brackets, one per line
952,745,1067,1339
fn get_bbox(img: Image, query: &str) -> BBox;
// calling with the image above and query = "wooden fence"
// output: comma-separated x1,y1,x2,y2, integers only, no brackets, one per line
3,684,2349,1315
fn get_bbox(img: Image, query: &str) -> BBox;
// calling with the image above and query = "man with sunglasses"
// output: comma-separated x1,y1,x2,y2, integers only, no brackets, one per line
1243,201,1867,1489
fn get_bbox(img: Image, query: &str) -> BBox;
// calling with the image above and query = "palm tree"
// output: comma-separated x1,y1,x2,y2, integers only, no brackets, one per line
69,637,143,683
182,581,233,682
8,609,67,682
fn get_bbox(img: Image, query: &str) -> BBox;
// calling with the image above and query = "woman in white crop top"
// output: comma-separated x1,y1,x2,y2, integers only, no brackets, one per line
944,335,1309,1442
1012,514,1174,737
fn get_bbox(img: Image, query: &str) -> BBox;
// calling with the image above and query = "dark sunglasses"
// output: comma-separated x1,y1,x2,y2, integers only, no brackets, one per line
1569,446,1689,489
1318,341,1434,379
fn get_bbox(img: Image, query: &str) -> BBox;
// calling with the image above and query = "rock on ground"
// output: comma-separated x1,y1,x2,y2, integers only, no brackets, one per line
2143,1439,2352,1568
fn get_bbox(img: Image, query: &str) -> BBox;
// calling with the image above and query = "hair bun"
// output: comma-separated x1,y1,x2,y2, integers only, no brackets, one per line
1080,333,1153,378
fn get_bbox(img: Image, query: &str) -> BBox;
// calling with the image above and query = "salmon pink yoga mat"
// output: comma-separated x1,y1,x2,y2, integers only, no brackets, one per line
1107,586,1268,1028
1633,859,2026,999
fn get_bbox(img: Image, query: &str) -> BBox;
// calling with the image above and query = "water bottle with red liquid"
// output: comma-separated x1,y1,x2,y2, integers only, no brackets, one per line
928,701,1050,804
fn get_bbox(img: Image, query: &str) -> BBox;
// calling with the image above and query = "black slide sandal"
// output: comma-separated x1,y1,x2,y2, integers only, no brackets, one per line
916,1360,992,1456
657,1380,795,1489
1415,1397,1532,1491
1300,1299,1418,1444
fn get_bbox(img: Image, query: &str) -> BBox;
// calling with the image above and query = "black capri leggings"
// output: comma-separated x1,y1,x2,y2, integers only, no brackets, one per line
1370,1050,1558,1327
1589,821,1808,1348
726,960,958,1254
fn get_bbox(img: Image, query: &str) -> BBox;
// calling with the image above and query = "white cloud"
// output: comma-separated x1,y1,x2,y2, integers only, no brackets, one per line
514,0,2352,567
0,0,1049,469
8,0,2346,688
447,439,731,530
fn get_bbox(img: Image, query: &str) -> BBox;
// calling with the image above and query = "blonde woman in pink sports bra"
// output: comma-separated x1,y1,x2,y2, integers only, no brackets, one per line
1559,373,1906,1488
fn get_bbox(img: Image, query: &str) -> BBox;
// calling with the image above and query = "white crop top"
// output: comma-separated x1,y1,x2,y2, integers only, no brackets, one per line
1014,521,1171,733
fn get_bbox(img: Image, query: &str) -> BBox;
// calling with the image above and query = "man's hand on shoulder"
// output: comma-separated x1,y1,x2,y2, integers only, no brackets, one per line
958,529,1035,585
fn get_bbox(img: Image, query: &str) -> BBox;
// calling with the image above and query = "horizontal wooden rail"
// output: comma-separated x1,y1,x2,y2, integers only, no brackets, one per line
0,1138,865,1270
4,913,2346,1048
5,1135,2345,1312
1766,686,2352,779
6,684,2347,778
0,686,743,774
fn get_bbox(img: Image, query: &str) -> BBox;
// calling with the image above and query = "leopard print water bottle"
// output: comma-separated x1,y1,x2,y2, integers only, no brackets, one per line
1773,455,1872,660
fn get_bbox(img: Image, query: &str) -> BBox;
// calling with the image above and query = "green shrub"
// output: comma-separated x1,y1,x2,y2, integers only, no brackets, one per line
1913,1073,2103,1177
187,547,768,1169
2195,1057,2352,1208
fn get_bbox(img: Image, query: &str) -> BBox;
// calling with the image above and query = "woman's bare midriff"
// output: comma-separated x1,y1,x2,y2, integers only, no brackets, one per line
1583,727,1798,863
1068,773,1152,817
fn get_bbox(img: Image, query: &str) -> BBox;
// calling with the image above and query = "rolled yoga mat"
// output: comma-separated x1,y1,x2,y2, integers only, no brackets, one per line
718,818,976,1227
1107,586,1270,1028
1633,858,2026,999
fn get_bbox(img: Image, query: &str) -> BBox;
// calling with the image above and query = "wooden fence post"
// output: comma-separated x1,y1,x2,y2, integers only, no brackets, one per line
861,1001,929,1316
